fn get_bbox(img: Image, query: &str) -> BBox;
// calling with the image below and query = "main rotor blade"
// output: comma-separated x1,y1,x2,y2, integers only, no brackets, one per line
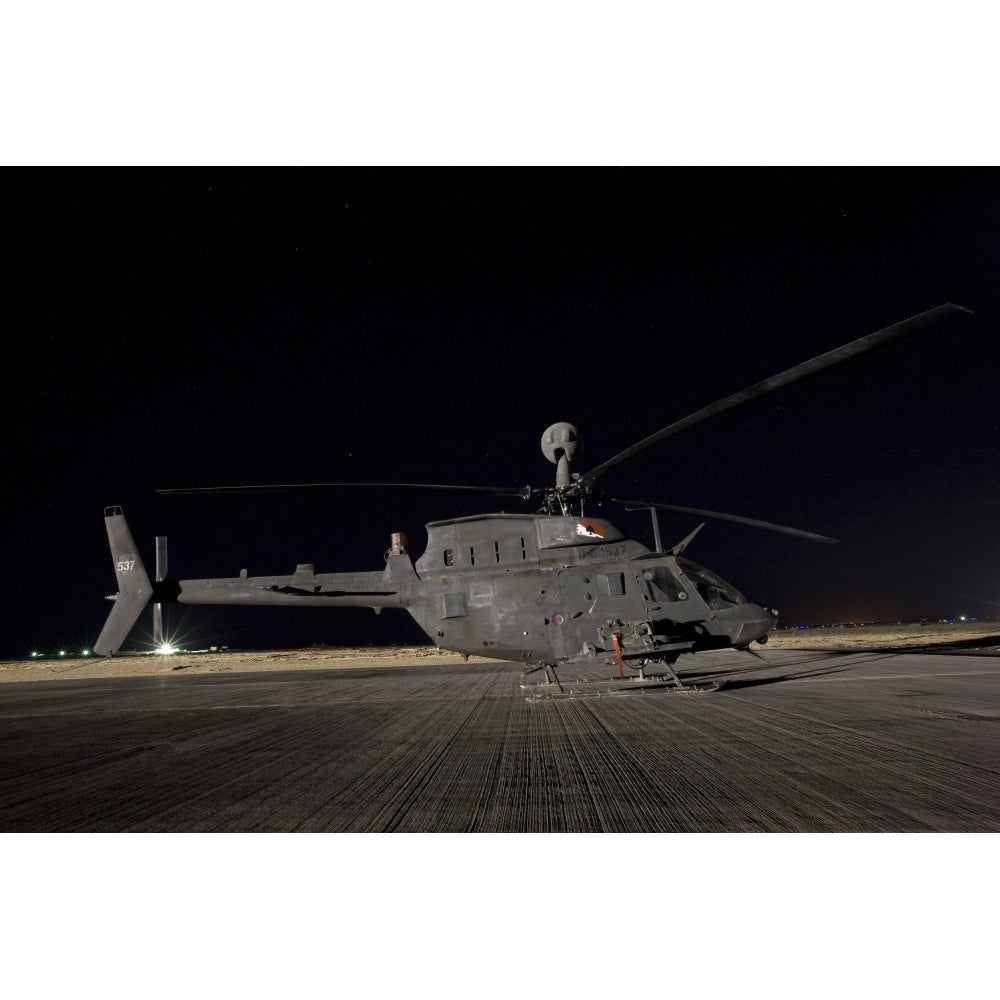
158,482,536,499
614,499,839,544
579,302,972,489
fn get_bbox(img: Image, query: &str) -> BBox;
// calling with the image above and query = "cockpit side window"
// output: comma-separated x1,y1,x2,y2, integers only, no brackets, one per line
643,568,682,603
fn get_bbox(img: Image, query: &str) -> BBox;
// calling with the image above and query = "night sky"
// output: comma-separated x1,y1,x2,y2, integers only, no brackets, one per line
4,169,998,659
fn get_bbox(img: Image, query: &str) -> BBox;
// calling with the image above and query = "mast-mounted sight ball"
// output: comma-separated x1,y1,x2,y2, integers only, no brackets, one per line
541,422,582,465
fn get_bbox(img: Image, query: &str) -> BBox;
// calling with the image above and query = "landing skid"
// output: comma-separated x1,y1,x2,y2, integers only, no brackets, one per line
520,661,722,701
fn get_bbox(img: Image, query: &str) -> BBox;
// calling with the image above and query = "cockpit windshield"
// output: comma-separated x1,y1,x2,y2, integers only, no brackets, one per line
677,559,747,609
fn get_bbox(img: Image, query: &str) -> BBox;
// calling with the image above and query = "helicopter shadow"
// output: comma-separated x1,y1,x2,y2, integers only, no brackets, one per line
683,650,899,691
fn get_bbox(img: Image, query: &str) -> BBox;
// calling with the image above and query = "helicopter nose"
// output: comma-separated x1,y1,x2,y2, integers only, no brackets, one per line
728,604,779,647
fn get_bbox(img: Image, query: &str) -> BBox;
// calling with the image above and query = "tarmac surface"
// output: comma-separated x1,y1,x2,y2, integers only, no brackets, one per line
3,644,999,832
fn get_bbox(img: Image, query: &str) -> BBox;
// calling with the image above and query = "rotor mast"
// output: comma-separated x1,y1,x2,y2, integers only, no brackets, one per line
540,422,584,515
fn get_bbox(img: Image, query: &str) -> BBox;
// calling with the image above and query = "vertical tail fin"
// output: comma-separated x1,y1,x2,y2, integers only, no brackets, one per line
93,506,153,656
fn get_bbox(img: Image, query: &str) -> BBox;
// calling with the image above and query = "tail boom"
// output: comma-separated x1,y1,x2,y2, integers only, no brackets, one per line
93,508,416,655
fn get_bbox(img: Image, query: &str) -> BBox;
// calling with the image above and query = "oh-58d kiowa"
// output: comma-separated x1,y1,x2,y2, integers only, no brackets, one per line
94,304,971,697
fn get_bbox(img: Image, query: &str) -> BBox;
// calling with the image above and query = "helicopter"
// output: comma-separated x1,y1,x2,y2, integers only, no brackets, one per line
94,303,971,691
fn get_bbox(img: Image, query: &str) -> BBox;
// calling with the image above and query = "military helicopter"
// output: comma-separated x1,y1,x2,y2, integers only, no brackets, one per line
94,303,970,691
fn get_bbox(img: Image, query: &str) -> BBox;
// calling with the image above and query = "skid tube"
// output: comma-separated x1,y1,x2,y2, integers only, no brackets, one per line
520,659,723,701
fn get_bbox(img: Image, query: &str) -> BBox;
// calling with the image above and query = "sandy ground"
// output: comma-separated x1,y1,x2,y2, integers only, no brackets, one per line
0,644,478,683
762,619,1000,650
3,620,998,684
